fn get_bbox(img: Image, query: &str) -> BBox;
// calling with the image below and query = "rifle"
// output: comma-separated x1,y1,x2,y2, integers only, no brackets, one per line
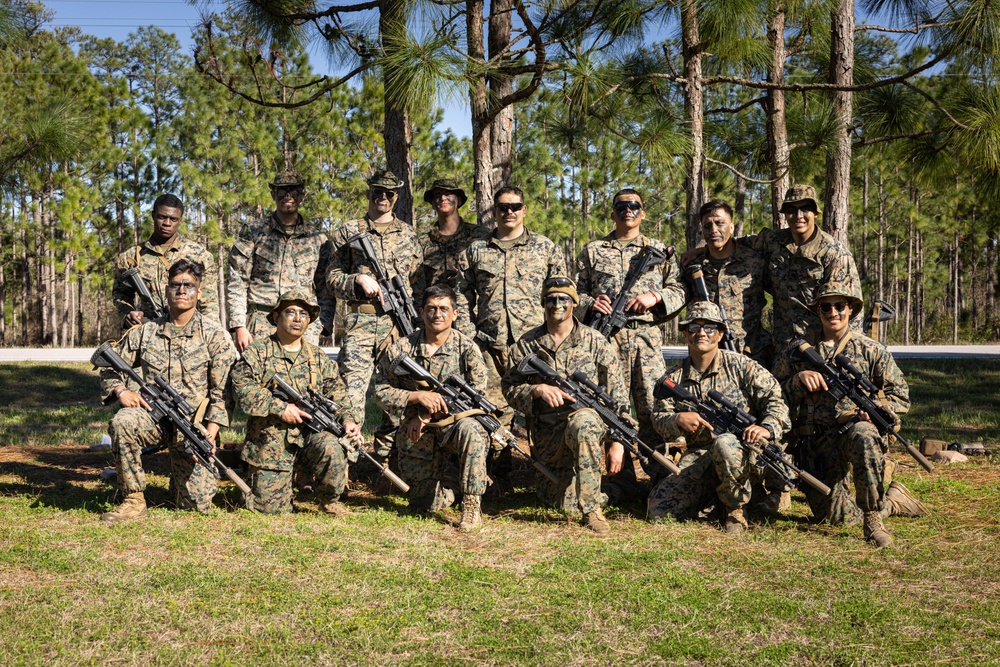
514,354,682,476
91,343,251,496
122,267,164,320
792,340,935,473
390,352,559,484
685,265,738,352
585,245,671,339
347,232,420,337
271,374,410,494
654,376,832,496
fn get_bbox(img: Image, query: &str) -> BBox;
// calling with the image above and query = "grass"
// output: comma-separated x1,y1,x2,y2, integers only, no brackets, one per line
1,360,999,666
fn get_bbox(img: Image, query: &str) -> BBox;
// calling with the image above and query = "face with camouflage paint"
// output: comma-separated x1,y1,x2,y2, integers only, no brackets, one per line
166,271,202,314
543,293,574,324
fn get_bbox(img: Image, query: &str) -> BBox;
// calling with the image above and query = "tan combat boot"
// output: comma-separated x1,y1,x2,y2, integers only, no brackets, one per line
583,508,611,534
100,492,148,523
458,495,483,533
884,480,928,518
863,511,893,548
723,507,748,534
318,495,353,517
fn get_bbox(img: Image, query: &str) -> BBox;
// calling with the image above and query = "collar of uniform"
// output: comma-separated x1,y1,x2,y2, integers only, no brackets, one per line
157,310,200,340
428,218,470,243
783,225,825,255
489,226,532,250
600,231,645,249
681,348,722,383
416,328,459,360
534,318,584,354
141,236,183,255
266,334,308,361
268,212,315,237
364,215,404,236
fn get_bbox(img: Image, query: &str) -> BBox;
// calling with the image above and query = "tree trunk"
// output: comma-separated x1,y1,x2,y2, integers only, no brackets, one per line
766,1,790,228
876,171,885,299
681,0,705,251
953,230,960,344
488,0,514,197
915,229,923,344
381,0,414,225
468,0,495,227
905,213,913,345
734,171,746,238
987,234,996,332
823,0,854,245
76,273,84,345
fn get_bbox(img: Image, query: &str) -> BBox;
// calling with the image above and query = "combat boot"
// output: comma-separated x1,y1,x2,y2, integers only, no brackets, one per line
723,507,748,534
884,480,928,518
318,495,353,517
458,495,483,532
583,508,611,534
100,492,148,522
863,511,893,548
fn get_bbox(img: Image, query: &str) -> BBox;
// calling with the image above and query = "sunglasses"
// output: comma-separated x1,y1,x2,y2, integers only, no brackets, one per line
543,277,574,289
495,202,524,214
685,322,720,335
370,188,396,201
783,204,816,215
280,307,311,320
273,188,304,200
818,301,849,314
613,200,643,213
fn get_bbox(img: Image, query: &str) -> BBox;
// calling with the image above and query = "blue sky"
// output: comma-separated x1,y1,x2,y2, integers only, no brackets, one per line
44,0,475,137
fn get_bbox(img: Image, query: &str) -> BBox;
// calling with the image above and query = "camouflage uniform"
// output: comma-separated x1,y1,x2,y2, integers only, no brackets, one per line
415,219,491,338
327,215,423,443
113,236,220,329
502,320,627,515
231,333,359,514
575,233,686,450
647,348,790,521
684,243,772,366
226,213,333,344
100,311,238,511
373,329,490,511
779,331,910,524
741,228,862,357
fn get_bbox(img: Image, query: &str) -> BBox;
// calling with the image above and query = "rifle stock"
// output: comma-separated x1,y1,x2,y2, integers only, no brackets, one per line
122,267,163,320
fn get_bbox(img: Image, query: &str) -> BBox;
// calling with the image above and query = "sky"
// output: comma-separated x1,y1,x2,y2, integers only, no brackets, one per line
43,0,475,138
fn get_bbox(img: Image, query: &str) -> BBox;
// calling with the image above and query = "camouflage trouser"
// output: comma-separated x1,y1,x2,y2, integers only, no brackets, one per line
247,309,322,345
245,430,347,514
646,433,755,521
479,343,514,480
109,407,217,511
340,312,399,455
612,326,667,448
798,421,887,524
397,417,490,511
531,408,608,516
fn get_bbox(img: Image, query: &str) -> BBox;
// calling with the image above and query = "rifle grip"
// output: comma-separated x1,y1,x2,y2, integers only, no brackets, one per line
381,467,410,494
651,450,682,476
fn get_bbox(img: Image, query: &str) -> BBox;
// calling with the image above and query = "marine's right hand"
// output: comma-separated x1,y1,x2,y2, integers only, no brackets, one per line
676,411,712,434
125,311,144,327
532,384,575,408
356,274,381,299
118,389,151,411
233,327,253,353
280,403,312,424
408,390,448,416
592,294,613,315
678,247,705,267
796,370,828,393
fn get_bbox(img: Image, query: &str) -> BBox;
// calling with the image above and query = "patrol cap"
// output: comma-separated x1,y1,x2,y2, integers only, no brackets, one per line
540,276,579,305
809,286,863,315
423,178,468,207
679,301,727,332
269,169,305,189
779,184,819,214
268,289,320,325
367,168,405,190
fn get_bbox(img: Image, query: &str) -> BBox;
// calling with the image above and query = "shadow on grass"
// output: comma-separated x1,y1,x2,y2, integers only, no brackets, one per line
0,363,101,408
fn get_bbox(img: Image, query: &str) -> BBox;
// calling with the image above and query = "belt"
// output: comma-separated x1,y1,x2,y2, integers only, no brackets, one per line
248,303,272,313
623,319,654,330
346,302,378,314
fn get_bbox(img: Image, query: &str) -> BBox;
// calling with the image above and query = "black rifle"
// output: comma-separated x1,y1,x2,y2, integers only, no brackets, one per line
515,354,682,476
122,267,164,320
271,374,410,494
685,265,738,352
91,343,251,495
347,232,420,337
586,245,671,339
654,376,832,496
389,352,559,484
792,340,935,473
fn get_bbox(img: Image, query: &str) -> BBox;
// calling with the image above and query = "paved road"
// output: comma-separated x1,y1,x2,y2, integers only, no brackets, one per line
2,345,999,363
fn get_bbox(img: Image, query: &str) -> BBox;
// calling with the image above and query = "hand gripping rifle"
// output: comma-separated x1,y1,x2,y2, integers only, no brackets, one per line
585,245,671,339
91,343,251,495
347,232,420,337
271,374,410,493
514,354,682,476
685,265,738,352
791,340,935,473
389,352,560,484
122,267,164,320
654,376,832,496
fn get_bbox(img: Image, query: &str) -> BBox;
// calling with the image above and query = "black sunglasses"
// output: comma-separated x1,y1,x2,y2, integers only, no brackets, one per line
818,301,849,314
370,188,396,200
495,202,524,214
273,188,304,199
685,322,719,334
543,277,573,289
614,200,643,213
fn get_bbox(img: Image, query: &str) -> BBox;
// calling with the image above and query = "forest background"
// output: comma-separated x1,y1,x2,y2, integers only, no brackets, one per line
2,0,999,348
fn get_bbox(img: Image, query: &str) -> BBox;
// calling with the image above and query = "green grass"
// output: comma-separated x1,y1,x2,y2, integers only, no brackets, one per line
1,360,1000,665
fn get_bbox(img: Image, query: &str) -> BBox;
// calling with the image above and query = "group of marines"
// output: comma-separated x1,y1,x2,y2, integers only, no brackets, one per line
99,169,927,548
